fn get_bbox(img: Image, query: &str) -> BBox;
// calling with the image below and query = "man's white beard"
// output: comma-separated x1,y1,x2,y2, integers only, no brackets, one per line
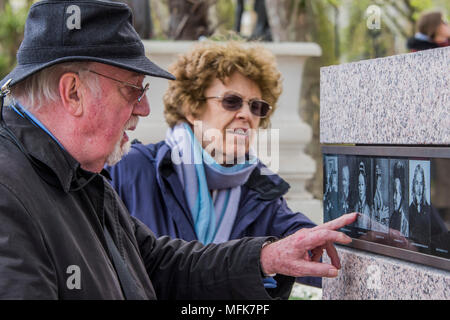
105,139,131,166
105,116,139,166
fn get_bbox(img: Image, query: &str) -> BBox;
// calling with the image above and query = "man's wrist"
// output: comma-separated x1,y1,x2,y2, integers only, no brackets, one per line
260,240,277,277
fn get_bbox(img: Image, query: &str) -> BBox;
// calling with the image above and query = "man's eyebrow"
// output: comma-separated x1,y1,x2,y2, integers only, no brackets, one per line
123,72,145,86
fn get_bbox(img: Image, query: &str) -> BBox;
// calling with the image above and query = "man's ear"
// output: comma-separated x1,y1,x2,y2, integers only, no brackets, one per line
58,72,83,117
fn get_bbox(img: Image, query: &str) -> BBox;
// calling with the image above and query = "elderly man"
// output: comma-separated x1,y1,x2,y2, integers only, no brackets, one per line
0,0,356,299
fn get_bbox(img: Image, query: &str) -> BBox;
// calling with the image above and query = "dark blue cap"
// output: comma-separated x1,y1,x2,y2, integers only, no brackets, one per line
0,0,175,87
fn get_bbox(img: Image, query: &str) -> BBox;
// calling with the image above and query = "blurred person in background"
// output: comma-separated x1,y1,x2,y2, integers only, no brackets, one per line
407,10,450,51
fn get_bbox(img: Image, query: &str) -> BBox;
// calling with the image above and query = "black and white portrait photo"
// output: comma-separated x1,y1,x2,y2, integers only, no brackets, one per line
408,160,431,247
389,159,409,238
338,155,355,217
323,155,339,222
371,158,389,233
352,157,372,230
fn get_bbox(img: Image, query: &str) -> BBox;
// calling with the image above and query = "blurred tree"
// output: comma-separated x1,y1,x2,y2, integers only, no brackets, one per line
235,0,271,40
0,0,32,79
215,0,235,32
150,0,238,40
150,0,170,39
264,0,309,41
167,0,212,40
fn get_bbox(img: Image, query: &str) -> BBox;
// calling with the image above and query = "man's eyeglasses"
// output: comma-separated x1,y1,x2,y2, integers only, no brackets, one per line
203,93,272,118
87,69,149,103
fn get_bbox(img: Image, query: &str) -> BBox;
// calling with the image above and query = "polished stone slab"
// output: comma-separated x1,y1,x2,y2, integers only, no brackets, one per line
320,47,449,145
323,246,450,300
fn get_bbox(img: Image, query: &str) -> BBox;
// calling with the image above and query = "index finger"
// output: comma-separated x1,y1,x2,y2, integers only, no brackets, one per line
314,212,358,232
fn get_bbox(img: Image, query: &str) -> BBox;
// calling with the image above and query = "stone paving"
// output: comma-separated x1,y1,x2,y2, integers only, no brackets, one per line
289,283,322,300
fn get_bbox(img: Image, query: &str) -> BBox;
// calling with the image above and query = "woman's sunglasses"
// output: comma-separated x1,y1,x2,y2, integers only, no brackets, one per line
204,93,272,118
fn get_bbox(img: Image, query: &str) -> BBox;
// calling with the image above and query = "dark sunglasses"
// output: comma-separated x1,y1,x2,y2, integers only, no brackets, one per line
204,93,272,118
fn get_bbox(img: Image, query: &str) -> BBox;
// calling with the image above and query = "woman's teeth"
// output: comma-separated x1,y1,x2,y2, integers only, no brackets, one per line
228,128,248,136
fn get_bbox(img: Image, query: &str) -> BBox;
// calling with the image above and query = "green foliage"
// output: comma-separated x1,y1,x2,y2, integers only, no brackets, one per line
215,0,235,32
0,1,30,79
308,0,339,66
410,0,434,20
327,0,341,7
342,0,377,61
149,0,169,40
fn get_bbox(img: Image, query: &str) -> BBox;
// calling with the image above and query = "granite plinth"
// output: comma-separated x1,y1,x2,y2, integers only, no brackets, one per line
320,47,449,145
323,246,450,300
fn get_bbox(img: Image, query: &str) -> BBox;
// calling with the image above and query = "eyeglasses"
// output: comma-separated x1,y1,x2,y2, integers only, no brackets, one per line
204,93,272,118
87,69,149,103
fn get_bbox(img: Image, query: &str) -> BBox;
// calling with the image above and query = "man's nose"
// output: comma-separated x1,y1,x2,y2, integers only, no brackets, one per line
134,94,150,117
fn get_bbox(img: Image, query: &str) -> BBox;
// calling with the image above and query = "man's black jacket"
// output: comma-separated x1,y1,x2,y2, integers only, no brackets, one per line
0,106,294,299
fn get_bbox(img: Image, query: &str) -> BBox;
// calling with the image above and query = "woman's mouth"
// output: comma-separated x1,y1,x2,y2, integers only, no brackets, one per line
226,128,250,137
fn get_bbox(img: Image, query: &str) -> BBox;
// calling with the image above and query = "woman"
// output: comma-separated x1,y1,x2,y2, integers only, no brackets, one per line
106,41,317,286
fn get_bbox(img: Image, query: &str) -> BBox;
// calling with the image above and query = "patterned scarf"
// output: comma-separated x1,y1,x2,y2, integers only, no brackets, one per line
165,122,257,244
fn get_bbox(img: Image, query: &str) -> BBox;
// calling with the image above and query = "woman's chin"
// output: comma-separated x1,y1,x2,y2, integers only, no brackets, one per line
224,149,249,165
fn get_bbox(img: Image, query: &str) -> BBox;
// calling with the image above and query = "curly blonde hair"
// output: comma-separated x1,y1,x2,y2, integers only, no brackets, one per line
163,41,282,129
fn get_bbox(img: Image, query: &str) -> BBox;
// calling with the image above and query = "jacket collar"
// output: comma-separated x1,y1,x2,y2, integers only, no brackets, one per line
3,105,84,192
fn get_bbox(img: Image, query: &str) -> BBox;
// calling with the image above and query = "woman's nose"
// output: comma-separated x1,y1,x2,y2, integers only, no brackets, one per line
236,101,252,120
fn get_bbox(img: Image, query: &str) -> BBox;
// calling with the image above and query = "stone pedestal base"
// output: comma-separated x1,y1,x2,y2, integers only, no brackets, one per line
323,246,450,300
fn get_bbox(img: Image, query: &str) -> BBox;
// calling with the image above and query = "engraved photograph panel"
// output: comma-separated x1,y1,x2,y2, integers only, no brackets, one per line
389,159,409,243
408,160,431,251
371,158,390,234
352,157,372,232
323,155,339,223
